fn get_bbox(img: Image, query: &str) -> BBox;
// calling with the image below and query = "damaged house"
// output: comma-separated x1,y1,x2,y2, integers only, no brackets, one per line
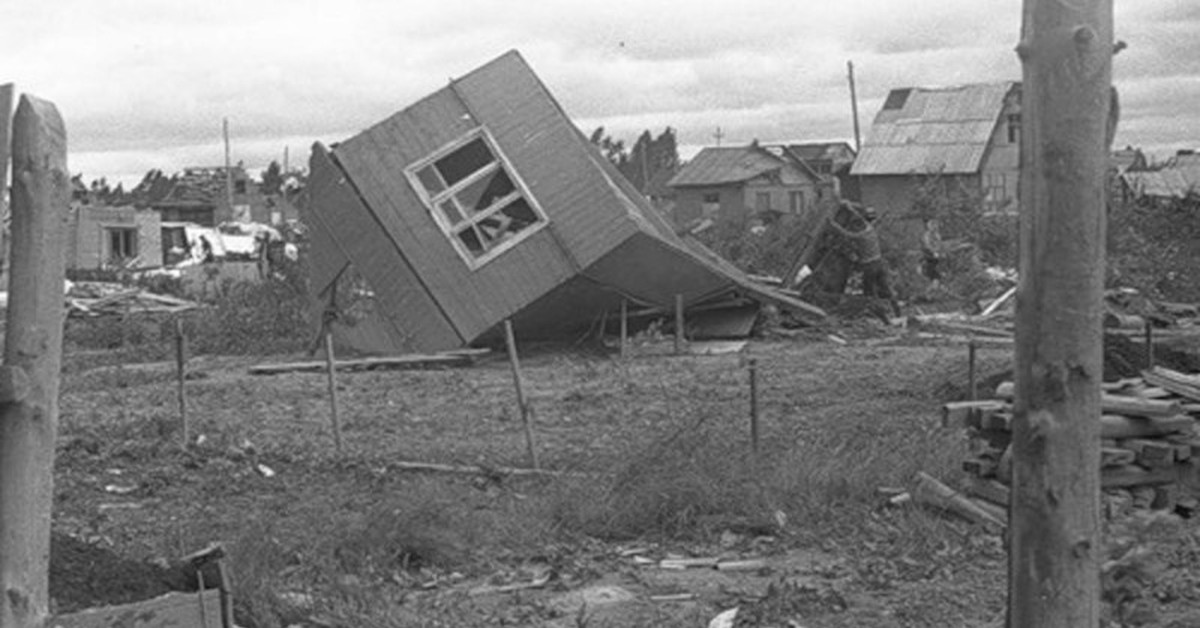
303,50,823,355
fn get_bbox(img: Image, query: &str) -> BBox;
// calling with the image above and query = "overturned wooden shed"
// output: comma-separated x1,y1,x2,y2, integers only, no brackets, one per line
304,50,823,355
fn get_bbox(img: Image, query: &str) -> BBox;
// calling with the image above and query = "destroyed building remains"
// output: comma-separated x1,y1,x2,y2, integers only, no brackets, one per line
303,50,823,355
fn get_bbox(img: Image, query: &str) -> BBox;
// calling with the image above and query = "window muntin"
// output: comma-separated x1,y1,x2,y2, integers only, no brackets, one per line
407,130,547,267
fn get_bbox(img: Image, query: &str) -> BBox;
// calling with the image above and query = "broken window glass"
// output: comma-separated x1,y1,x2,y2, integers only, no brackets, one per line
435,138,493,187
409,131,548,265
456,169,516,215
417,166,445,195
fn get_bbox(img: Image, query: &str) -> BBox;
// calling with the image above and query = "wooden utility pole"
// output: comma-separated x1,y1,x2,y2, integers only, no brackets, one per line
847,61,862,153
223,117,234,210
1009,1,1113,626
0,94,69,628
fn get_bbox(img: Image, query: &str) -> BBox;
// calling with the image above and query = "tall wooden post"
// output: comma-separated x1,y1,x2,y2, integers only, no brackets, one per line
1010,1,1112,626
0,94,68,628
619,299,628,360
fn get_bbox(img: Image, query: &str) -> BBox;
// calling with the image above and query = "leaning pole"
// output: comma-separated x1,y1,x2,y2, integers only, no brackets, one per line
1009,0,1113,626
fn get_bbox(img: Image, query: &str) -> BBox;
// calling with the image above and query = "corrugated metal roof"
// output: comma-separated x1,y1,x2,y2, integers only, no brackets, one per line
1122,167,1200,199
851,82,1016,176
667,146,783,187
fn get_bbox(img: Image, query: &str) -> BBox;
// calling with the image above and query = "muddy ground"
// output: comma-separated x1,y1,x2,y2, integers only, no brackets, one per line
48,330,1200,627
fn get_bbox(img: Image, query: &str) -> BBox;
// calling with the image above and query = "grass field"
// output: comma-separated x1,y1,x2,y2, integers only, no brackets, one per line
48,332,1200,627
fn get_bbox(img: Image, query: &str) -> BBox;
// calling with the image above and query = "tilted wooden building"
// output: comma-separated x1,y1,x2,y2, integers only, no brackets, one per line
304,50,822,355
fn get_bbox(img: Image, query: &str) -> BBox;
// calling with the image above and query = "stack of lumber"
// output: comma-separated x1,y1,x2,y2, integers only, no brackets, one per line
943,366,1200,515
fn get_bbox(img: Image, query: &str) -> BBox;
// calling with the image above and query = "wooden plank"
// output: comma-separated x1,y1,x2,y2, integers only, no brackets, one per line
1101,464,1178,489
1142,367,1200,403
1099,414,1193,439
995,381,1182,417
1100,447,1136,468
248,350,486,375
1119,439,1175,468
912,471,1005,529
941,400,1009,429
964,476,1011,507
50,589,223,628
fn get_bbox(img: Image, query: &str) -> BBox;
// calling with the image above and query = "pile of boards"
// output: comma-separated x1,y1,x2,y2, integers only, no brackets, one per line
943,366,1200,520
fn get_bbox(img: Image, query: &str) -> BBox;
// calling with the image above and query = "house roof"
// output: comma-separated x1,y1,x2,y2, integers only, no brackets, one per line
668,144,823,188
785,142,855,163
1122,161,1200,199
851,82,1017,176
668,146,783,187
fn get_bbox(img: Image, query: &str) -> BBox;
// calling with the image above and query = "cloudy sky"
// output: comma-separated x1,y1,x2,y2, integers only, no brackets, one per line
5,0,1197,186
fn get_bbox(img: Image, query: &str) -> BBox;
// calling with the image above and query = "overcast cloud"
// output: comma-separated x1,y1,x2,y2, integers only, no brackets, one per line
4,0,1196,185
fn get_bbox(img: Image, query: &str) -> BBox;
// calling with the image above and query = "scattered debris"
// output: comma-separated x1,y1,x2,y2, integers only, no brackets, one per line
66,282,200,318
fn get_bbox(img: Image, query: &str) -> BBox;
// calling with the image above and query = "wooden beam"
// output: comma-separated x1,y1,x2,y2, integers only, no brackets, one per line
0,94,69,628
1009,0,1112,623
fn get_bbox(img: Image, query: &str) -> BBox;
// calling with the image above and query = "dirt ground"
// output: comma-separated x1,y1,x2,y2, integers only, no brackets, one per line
48,330,1200,627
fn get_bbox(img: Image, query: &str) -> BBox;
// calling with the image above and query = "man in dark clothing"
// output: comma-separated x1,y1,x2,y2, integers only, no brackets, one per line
826,202,901,318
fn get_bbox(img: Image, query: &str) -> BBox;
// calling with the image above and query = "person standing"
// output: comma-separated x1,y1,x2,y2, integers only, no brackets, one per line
920,218,945,299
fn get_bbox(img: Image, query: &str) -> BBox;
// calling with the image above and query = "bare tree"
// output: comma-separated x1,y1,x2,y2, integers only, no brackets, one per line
0,94,69,628
1009,0,1114,625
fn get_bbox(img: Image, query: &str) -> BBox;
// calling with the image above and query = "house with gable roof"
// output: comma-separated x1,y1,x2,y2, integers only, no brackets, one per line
666,142,837,229
851,82,1022,232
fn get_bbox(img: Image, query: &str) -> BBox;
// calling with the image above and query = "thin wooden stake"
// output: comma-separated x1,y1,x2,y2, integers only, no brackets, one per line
504,320,540,470
620,299,628,360
748,358,760,453
324,325,343,453
174,316,189,449
674,294,685,355
1144,320,1154,369
967,338,978,402
0,94,69,628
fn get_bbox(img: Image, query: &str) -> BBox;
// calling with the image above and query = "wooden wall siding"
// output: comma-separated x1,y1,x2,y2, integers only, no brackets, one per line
333,86,574,342
473,273,630,345
452,51,638,269
583,232,735,309
330,264,416,356
307,144,462,352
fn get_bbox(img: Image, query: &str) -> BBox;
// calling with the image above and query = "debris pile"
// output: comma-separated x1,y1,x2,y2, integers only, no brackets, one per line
945,366,1200,520
66,281,199,317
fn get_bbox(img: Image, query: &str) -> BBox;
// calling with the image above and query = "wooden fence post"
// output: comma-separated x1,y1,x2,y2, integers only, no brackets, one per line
1010,1,1112,625
324,325,343,453
174,316,189,449
674,294,684,355
0,94,69,628
620,299,628,360
748,358,759,453
504,320,539,470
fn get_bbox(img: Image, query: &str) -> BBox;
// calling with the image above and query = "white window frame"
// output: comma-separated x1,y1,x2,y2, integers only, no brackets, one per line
404,128,549,269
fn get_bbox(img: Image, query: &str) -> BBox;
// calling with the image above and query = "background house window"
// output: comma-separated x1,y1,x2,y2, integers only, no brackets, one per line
702,193,720,204
409,132,547,265
756,192,771,212
107,227,138,261
1007,113,1021,144
788,191,805,213
984,173,1007,205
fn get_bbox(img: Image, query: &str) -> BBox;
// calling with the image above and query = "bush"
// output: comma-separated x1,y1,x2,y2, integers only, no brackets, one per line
1107,192,1200,302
